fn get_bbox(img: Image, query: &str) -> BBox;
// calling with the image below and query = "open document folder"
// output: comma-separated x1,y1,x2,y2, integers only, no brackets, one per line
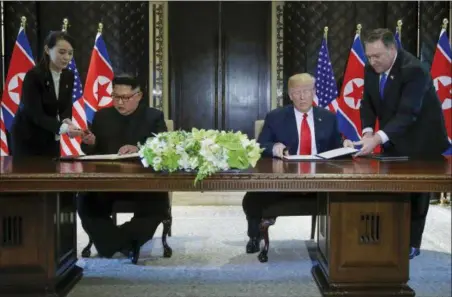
283,147,359,161
61,152,140,161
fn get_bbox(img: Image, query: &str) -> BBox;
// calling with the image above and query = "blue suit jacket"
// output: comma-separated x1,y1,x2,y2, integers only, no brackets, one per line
258,105,342,157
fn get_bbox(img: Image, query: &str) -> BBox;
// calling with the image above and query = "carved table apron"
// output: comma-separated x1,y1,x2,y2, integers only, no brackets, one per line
0,157,451,297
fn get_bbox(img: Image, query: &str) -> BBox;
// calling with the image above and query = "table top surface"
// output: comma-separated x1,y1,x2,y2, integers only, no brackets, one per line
1,156,450,193
1,156,450,179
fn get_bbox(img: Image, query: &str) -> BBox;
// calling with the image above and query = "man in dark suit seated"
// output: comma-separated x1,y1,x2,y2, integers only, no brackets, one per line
77,74,170,263
354,29,449,259
242,73,352,253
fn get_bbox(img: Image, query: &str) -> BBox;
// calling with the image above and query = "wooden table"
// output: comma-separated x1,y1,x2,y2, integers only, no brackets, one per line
0,156,451,297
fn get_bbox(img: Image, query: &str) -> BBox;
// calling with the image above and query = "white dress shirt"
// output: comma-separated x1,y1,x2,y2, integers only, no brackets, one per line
51,70,65,140
362,52,398,144
294,107,317,155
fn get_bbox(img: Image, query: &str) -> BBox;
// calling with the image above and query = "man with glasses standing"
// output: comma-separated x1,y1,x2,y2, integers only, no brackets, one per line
355,29,449,260
77,74,170,264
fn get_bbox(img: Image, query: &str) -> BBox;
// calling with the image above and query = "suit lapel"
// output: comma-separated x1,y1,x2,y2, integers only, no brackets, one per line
382,55,401,100
44,70,58,103
312,107,325,152
284,106,299,155
59,71,71,100
381,50,403,121
368,71,383,114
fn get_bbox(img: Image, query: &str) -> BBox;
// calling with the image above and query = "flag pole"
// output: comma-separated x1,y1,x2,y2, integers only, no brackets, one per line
356,24,362,36
98,22,103,34
324,26,328,40
439,18,450,206
62,18,69,32
0,2,5,87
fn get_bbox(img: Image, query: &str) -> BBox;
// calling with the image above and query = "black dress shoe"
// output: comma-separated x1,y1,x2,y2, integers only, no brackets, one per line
130,240,140,264
409,247,420,260
246,237,261,254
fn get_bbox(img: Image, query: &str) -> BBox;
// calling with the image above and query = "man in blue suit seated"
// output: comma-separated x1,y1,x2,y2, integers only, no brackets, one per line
242,73,352,253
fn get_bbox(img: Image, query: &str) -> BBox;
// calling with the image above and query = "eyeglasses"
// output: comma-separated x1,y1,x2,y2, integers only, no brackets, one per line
112,92,141,103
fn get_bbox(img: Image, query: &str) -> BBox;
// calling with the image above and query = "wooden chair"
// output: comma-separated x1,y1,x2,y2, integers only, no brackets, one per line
254,120,318,263
81,119,175,259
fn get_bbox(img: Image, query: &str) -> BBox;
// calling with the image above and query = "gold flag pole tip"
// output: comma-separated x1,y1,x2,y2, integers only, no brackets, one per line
442,19,449,30
356,24,362,35
20,16,27,28
98,23,103,33
62,18,69,32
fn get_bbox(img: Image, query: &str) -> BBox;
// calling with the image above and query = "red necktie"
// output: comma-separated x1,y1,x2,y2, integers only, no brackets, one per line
299,113,311,155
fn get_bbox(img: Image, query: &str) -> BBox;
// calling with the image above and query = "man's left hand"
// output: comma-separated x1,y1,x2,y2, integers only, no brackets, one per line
343,139,354,148
118,145,139,155
353,134,382,157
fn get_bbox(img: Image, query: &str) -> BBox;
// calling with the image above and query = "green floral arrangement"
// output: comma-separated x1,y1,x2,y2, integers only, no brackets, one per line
138,128,264,184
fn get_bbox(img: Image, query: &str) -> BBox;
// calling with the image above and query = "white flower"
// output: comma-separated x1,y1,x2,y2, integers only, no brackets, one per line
153,157,162,165
141,157,149,167
176,144,185,154
239,135,250,147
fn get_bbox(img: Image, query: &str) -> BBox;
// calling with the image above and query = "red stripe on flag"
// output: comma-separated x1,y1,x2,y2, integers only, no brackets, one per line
0,108,9,156
60,134,80,156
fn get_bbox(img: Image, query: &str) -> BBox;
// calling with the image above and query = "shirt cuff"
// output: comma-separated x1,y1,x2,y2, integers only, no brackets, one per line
362,127,374,135
59,123,69,135
376,130,389,144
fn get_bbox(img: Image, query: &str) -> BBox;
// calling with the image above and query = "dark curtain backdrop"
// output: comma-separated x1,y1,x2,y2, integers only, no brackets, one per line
2,1,150,96
1,1,450,106
283,1,450,104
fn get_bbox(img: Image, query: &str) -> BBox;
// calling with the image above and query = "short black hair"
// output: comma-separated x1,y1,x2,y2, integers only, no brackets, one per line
112,74,141,90
363,28,397,48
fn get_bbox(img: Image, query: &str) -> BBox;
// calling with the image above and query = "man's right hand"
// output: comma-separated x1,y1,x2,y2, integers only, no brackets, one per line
272,143,287,158
67,124,84,138
81,129,96,145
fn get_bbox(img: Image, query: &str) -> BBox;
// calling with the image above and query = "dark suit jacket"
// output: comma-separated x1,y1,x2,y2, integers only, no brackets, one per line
258,105,342,157
82,103,167,155
360,49,449,158
10,64,74,157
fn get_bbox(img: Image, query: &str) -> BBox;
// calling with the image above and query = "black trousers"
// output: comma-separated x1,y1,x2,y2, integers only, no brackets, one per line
243,191,430,248
77,191,170,257
410,192,430,248
242,192,302,238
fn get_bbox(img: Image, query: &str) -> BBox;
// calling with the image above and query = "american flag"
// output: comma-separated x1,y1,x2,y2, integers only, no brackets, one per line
0,107,8,156
314,36,338,112
60,58,87,156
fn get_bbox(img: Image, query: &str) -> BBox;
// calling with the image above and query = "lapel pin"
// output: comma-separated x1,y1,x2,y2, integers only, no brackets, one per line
46,81,50,86
390,75,394,79
318,118,322,122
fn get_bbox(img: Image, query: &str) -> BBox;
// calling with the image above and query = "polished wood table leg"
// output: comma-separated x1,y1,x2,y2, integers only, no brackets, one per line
0,192,82,297
312,192,414,297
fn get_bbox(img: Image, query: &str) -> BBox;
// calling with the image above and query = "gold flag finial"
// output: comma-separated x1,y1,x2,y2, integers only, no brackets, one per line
20,16,27,29
397,19,403,32
98,22,103,33
442,18,449,30
356,24,362,35
324,26,328,40
62,18,69,32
